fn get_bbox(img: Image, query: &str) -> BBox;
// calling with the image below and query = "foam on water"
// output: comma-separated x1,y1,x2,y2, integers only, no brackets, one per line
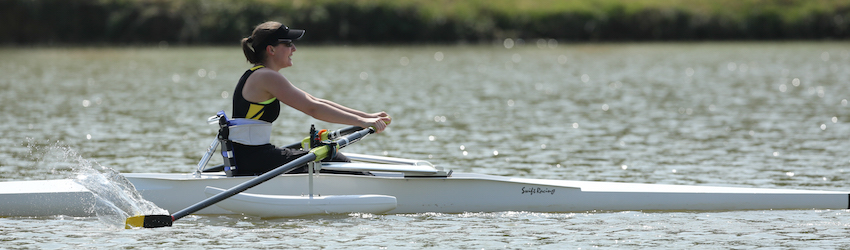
26,139,168,229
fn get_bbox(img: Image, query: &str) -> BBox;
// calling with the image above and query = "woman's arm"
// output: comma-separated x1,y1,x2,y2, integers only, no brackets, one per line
253,71,390,132
306,93,389,119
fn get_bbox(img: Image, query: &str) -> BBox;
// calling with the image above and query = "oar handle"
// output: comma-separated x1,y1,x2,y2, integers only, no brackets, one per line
285,116,390,149
283,126,362,149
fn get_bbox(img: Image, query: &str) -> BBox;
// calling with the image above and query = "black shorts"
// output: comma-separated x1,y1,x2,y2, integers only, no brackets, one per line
231,143,352,176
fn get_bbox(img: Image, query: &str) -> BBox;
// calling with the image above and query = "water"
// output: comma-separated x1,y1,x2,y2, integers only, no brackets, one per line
21,141,167,229
1,42,850,248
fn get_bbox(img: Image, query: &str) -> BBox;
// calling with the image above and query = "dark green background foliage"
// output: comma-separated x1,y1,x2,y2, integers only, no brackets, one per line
2,0,849,45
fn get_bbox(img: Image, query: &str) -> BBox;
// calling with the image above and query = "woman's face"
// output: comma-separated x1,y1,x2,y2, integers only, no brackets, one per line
272,42,296,68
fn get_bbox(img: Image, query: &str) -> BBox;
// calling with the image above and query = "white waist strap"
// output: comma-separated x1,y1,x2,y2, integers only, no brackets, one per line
228,119,272,146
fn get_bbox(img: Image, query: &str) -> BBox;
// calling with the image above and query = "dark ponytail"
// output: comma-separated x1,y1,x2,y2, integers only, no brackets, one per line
241,36,259,64
241,21,283,64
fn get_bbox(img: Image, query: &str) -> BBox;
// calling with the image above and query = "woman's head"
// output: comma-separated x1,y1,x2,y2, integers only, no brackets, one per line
241,21,305,64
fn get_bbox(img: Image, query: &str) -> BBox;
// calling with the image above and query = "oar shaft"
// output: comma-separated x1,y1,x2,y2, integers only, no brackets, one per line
334,127,373,148
330,126,365,139
126,127,376,228
172,153,317,220
204,126,366,172
171,127,373,221
283,126,363,149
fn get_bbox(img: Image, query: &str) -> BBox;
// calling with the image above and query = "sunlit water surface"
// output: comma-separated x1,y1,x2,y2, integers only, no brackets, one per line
1,43,850,248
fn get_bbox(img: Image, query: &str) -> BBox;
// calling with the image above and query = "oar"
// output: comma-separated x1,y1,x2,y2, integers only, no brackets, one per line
125,127,378,228
284,116,390,149
282,125,364,149
201,125,374,173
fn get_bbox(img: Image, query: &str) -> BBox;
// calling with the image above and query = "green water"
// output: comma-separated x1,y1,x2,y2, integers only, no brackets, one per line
1,42,849,248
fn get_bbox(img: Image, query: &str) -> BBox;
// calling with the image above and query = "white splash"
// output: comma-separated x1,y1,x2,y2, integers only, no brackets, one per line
28,140,168,229
73,164,168,229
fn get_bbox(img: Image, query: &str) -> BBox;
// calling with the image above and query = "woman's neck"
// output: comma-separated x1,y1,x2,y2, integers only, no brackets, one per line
256,62,282,71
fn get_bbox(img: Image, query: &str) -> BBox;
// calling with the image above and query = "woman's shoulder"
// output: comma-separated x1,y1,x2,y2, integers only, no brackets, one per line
247,68,291,86
249,68,284,79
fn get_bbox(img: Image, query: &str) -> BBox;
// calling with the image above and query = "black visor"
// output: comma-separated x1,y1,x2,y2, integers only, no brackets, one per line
270,25,304,41
252,25,305,52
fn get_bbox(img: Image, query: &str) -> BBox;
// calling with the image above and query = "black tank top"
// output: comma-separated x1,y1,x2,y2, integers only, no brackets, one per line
232,65,280,123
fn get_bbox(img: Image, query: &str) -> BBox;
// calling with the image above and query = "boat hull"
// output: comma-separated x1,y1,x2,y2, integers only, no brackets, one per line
0,179,96,217
1,171,847,217
122,172,850,215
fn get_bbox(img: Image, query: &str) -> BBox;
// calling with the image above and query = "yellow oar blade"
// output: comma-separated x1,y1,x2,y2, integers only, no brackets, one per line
125,215,173,229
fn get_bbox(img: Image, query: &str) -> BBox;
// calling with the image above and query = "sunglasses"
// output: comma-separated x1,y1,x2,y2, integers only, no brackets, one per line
277,39,294,47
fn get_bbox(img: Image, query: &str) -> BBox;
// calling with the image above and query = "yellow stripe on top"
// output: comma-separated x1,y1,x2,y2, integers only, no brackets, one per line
258,97,277,104
246,104,266,119
246,98,277,119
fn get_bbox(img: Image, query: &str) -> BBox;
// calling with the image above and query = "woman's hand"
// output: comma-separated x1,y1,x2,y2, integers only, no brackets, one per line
362,116,391,133
370,112,390,118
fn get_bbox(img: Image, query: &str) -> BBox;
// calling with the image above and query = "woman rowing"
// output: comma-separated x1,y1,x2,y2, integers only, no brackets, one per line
230,21,391,176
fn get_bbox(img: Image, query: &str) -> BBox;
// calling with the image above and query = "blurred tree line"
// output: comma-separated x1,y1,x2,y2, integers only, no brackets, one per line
1,0,848,45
